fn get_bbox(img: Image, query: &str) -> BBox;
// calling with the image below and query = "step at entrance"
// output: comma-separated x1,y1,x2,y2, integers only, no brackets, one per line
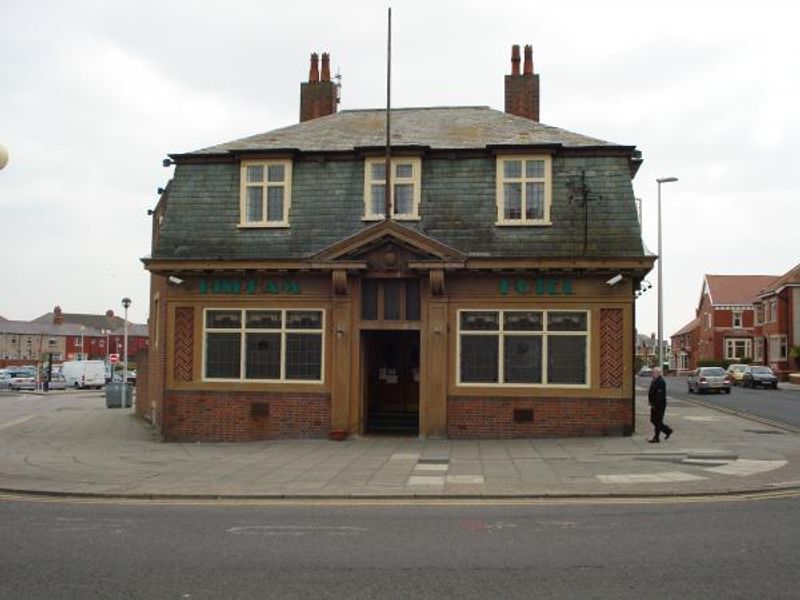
366,411,418,434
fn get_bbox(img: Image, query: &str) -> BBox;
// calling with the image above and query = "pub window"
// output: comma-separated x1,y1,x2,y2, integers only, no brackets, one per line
458,309,589,386
496,155,552,226
204,308,324,382
360,279,420,321
239,159,292,227
363,157,422,220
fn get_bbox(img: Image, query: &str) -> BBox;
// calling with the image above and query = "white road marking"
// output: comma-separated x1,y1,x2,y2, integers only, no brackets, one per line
407,475,446,486
706,459,788,476
597,471,707,484
414,463,449,471
684,416,729,422
446,475,485,485
390,453,421,461
226,525,367,537
0,414,37,431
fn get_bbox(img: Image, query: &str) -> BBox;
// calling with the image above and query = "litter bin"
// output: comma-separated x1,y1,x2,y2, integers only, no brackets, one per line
105,382,133,408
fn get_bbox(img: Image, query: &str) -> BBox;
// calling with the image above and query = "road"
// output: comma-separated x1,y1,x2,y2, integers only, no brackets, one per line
0,389,105,431
1,495,799,599
640,376,800,430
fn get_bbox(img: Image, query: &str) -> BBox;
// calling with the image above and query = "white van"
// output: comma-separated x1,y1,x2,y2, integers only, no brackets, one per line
61,360,106,389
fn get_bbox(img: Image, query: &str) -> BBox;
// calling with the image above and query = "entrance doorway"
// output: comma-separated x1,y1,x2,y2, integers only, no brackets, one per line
363,331,420,434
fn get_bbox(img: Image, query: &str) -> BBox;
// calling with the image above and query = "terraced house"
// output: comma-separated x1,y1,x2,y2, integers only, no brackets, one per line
140,45,655,441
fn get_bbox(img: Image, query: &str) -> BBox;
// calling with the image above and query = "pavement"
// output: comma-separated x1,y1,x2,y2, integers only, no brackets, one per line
1,384,800,500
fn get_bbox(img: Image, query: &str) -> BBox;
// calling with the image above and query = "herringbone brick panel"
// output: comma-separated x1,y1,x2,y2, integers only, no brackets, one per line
600,308,623,388
174,307,194,382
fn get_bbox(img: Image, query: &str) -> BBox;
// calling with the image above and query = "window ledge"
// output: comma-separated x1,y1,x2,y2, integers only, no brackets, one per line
361,216,420,222
238,223,290,229
495,221,552,227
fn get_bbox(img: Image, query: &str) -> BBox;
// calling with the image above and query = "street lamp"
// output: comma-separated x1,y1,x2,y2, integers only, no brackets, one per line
657,176,678,372
121,297,131,410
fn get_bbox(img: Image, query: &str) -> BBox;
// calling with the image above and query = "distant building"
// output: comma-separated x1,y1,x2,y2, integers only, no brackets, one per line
635,332,669,368
753,262,800,379
670,317,700,373
0,305,148,368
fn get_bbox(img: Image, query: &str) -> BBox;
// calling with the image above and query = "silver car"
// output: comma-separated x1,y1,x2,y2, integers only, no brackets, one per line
687,367,732,394
1,370,37,391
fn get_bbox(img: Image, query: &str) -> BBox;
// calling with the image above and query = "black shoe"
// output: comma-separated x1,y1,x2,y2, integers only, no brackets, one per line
648,438,659,443
664,427,673,440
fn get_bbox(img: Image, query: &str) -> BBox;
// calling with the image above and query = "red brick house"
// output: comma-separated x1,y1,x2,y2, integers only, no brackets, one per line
753,262,800,379
693,275,778,364
670,317,700,373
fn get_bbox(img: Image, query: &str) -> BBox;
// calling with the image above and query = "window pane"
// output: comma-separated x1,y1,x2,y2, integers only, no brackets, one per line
547,312,587,331
245,333,280,379
371,163,386,181
206,310,241,329
460,311,499,331
525,181,545,220
246,310,281,329
547,335,587,384
246,187,263,222
460,335,499,383
205,332,241,378
503,183,522,219
285,333,322,380
503,160,522,179
405,278,420,321
396,163,413,178
525,160,544,178
267,164,284,182
394,184,414,215
267,187,284,222
371,184,386,215
384,280,401,320
504,335,542,383
246,165,264,183
286,310,322,330
361,280,378,320
504,311,542,331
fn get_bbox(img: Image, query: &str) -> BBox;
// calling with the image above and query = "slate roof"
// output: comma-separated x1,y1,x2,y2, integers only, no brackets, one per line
704,275,779,306
31,313,148,336
182,107,624,156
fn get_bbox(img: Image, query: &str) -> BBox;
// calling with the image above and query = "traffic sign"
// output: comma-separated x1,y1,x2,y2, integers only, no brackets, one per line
109,353,120,364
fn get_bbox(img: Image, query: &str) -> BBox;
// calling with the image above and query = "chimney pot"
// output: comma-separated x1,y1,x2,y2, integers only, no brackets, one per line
511,45,520,76
53,305,64,325
523,44,533,75
321,52,331,82
309,52,320,82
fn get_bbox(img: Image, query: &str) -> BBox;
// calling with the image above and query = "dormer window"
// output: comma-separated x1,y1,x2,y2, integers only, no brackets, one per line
496,155,552,225
239,159,292,227
363,157,421,221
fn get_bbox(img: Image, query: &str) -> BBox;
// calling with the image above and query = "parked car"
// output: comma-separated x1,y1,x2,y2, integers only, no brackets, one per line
0,369,37,391
741,365,779,389
687,367,731,394
726,364,748,385
638,366,653,377
44,373,67,391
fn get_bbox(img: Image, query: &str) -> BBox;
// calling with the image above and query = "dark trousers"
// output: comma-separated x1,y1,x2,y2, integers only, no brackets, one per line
649,403,671,440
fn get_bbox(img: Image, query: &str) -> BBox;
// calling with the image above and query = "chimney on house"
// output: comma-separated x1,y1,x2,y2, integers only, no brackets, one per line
106,310,115,318
504,44,540,122
53,305,63,325
300,51,339,122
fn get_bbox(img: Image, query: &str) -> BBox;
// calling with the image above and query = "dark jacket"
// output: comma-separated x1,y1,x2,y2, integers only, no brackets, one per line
648,376,667,406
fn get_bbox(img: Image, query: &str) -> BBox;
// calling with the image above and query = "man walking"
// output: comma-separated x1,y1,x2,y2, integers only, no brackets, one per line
648,367,673,443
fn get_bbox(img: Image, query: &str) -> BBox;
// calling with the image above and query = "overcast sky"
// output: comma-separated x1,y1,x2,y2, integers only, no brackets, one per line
1,0,797,337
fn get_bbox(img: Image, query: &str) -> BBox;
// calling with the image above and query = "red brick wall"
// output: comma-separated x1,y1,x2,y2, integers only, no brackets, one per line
161,390,331,442
134,348,149,420
446,396,632,438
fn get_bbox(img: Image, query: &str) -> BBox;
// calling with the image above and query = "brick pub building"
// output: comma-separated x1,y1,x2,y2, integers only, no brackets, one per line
139,46,655,441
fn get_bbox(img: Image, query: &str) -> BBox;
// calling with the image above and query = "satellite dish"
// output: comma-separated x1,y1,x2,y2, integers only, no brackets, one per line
0,144,8,170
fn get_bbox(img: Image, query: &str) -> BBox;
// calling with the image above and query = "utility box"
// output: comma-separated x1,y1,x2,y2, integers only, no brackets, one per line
105,383,133,408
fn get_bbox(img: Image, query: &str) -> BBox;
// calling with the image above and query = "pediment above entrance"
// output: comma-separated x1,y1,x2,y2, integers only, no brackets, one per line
312,221,465,271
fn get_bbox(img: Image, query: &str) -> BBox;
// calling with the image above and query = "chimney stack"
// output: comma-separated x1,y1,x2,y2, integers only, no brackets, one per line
300,51,339,122
504,43,540,122
53,305,63,325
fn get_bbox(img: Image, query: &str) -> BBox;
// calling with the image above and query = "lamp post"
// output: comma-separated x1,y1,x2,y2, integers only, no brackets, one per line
656,177,678,371
121,297,131,410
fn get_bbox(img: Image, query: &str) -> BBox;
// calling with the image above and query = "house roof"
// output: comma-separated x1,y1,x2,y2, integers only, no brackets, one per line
703,275,779,306
181,107,629,156
756,262,800,298
672,317,700,337
0,320,92,336
30,312,148,336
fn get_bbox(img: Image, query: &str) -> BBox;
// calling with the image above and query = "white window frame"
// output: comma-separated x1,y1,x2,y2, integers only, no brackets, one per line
770,299,778,322
495,154,553,226
754,337,764,362
363,156,422,221
706,312,712,328
202,308,325,383
769,335,787,361
239,159,292,228
732,311,743,328
724,338,751,360
456,308,590,388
